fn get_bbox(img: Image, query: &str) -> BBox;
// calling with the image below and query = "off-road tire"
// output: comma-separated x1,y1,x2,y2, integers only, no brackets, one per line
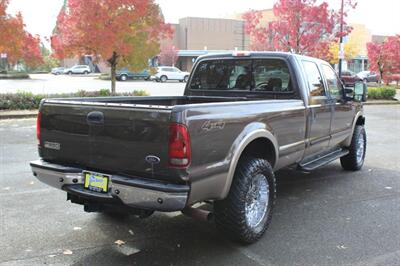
214,157,276,244
340,125,366,171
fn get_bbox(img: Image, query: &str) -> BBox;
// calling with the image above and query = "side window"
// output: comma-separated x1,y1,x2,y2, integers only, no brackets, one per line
322,64,343,101
302,61,325,97
253,59,292,92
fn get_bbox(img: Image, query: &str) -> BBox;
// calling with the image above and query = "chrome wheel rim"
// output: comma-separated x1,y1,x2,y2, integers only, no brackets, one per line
356,133,365,164
245,174,269,228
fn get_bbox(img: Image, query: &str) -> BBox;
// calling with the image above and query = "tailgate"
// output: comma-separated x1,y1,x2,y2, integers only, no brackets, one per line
39,101,174,181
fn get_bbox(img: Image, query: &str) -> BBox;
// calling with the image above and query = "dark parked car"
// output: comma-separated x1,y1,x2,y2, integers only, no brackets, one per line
341,70,362,87
357,71,380,83
31,52,368,244
116,68,150,81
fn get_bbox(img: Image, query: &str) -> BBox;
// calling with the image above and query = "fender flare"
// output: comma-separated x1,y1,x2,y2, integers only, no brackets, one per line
343,111,364,147
220,129,279,199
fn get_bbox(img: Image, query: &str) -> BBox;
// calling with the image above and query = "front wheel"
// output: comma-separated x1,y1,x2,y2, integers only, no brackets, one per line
214,157,276,244
184,75,189,83
340,125,366,171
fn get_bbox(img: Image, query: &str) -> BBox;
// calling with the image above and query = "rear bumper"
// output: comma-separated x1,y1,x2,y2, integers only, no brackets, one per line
30,160,189,212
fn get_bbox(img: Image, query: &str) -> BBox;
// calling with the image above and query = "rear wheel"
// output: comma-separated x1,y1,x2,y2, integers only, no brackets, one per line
214,157,276,244
340,125,366,171
84,71,89,75
160,75,167,83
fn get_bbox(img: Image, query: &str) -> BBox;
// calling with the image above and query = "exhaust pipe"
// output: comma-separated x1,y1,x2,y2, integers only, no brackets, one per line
182,207,213,222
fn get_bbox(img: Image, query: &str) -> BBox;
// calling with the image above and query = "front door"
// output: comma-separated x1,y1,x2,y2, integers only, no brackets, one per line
302,60,332,158
321,64,355,147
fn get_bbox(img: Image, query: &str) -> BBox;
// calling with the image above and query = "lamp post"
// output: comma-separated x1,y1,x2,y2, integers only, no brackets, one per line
338,0,344,78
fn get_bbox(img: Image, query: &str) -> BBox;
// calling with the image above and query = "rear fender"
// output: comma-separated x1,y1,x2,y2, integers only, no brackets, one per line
220,124,278,199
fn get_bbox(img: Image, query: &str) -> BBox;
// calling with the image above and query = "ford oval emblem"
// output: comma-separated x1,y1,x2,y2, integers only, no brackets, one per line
145,155,161,164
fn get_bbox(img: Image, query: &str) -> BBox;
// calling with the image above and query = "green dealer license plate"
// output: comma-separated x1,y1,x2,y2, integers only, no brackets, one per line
83,171,110,193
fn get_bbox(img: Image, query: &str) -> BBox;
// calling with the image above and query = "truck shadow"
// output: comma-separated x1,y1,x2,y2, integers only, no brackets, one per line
72,163,399,265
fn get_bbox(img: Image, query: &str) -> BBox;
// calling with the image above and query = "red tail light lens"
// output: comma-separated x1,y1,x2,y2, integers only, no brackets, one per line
36,112,42,144
168,123,191,167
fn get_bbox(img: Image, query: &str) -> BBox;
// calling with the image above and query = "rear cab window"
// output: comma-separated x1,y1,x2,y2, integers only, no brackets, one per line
189,58,293,93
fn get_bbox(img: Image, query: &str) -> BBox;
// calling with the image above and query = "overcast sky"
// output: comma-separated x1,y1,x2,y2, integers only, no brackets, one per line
7,0,400,43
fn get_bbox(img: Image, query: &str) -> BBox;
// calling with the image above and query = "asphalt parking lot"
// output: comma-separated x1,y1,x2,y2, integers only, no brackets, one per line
0,105,399,266
0,74,185,96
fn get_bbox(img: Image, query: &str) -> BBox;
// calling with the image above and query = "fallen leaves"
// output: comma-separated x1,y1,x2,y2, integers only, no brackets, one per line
63,249,73,255
114,240,126,246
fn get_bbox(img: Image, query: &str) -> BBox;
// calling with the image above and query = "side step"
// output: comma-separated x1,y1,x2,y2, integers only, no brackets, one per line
298,148,349,171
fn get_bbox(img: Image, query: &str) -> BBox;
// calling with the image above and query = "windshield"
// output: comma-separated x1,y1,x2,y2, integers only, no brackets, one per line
189,59,292,92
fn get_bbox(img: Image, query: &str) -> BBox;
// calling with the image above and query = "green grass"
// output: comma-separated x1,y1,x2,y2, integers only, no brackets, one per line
0,89,150,110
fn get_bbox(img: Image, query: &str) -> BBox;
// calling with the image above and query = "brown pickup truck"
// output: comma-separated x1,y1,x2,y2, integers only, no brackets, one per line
31,52,367,243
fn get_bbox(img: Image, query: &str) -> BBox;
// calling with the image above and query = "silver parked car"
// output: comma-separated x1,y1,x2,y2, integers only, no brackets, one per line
357,71,380,83
64,65,91,75
51,67,65,75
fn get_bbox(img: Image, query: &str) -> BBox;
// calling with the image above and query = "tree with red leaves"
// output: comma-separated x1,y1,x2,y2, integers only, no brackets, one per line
368,35,400,85
0,0,25,68
0,0,43,70
243,0,356,60
22,33,43,69
52,0,172,93
159,45,178,66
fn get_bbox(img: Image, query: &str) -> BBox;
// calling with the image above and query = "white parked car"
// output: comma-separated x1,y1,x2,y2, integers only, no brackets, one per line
153,67,190,82
64,65,91,75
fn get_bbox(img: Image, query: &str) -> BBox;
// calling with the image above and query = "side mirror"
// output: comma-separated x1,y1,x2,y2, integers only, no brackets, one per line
354,81,368,102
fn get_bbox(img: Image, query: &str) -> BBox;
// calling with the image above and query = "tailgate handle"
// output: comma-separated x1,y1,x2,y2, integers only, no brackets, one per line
87,111,104,124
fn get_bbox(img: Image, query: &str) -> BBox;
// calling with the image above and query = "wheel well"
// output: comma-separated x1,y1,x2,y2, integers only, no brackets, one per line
356,116,365,126
240,138,276,167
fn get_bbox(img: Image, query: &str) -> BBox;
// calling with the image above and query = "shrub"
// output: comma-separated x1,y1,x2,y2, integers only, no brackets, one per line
368,87,396,100
0,89,150,110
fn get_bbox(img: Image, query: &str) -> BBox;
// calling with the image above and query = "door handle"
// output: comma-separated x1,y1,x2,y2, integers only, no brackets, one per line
86,111,104,125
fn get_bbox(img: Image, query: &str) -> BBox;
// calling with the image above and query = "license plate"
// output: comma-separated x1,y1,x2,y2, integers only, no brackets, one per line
83,171,110,193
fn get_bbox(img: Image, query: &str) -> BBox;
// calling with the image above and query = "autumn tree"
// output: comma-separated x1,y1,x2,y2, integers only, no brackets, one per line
368,35,400,84
0,0,43,70
159,45,178,66
52,0,172,94
22,33,43,69
243,0,357,60
328,37,359,65
0,0,25,68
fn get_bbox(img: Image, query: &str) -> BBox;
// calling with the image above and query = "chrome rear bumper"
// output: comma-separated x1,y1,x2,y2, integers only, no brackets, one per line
30,160,189,212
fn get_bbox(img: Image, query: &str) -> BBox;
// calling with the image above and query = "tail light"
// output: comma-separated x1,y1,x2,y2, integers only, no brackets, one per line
168,123,191,168
36,112,42,144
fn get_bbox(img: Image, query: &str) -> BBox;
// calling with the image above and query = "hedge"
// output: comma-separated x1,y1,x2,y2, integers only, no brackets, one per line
368,87,397,100
0,89,149,110
0,71,30,79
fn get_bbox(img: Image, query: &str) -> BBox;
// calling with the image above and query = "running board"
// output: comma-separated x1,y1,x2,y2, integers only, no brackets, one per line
298,149,349,171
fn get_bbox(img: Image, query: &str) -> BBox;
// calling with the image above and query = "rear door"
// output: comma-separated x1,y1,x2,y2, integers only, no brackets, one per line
40,102,173,181
321,64,355,147
302,60,332,157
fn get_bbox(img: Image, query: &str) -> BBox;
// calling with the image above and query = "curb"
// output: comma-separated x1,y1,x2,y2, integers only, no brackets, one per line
364,101,400,105
0,111,38,120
